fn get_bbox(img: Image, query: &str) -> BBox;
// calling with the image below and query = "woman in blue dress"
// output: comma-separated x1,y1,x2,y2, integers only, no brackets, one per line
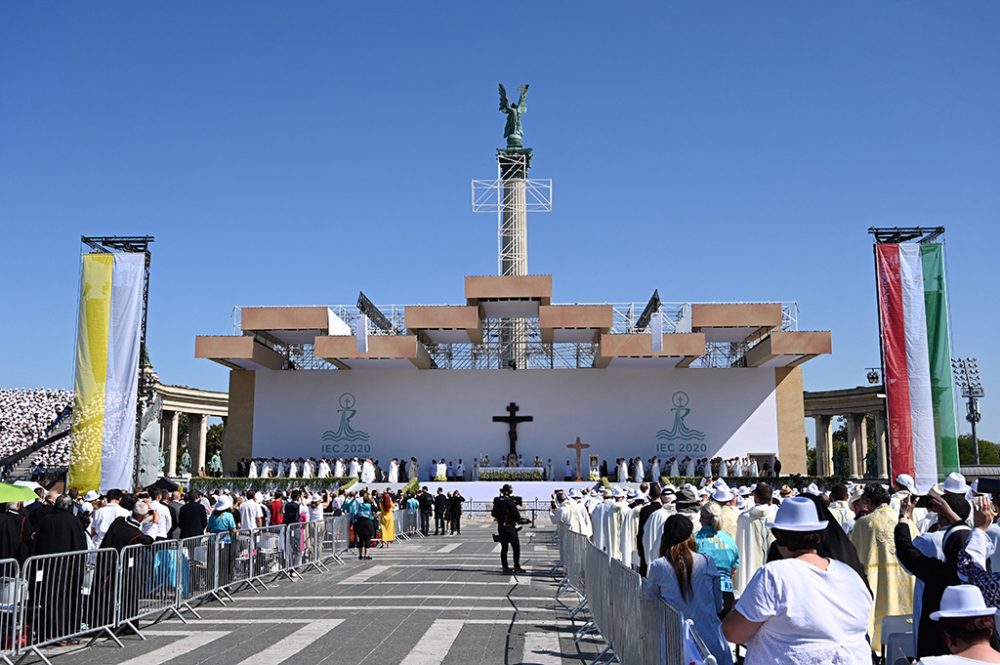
695,501,740,618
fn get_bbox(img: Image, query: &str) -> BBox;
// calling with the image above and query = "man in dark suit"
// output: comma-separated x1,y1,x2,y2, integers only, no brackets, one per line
416,487,433,536
433,488,448,535
178,490,208,539
448,491,465,535
492,484,525,574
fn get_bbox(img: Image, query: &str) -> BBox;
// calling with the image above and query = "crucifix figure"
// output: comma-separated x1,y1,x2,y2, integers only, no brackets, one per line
493,402,533,459
566,437,591,482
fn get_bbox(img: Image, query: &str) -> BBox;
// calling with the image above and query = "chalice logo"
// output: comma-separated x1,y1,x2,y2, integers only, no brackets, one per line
322,392,370,442
656,391,705,442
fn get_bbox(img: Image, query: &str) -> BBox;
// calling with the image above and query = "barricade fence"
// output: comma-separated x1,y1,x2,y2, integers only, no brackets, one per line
0,515,377,663
555,524,711,665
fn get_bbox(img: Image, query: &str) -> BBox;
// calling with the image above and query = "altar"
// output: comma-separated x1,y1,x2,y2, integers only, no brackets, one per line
476,466,546,481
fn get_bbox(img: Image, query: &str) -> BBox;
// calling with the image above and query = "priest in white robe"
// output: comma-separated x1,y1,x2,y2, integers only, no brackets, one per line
650,457,661,482
719,458,729,477
360,458,376,483
287,461,298,479
749,458,759,476
669,457,679,478
408,458,419,481
388,458,399,483
733,457,744,478
606,488,631,561
348,458,361,479
641,503,675,567
684,456,696,477
276,461,287,478
616,460,628,484
619,498,642,568
457,459,466,480
734,488,777,594
590,493,613,554
633,458,645,483
248,460,258,479
302,459,313,479
333,458,346,478
261,461,272,479
317,460,331,478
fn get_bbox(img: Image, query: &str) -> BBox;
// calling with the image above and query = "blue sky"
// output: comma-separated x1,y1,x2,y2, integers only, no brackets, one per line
2,2,998,439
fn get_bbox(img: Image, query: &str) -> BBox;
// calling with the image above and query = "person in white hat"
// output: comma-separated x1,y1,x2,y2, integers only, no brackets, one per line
696,501,740,617
605,486,631,561
916,585,1000,664
723,496,872,665
711,487,740,540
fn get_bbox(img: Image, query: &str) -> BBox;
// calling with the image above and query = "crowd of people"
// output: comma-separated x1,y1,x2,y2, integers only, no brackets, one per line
551,471,1000,665
0,389,73,474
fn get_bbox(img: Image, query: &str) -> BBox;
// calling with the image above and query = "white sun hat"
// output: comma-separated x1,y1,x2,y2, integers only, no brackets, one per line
711,488,735,503
83,490,100,502
930,585,997,620
213,496,233,512
940,472,970,495
804,483,823,496
767,496,829,532
611,486,627,499
895,473,918,494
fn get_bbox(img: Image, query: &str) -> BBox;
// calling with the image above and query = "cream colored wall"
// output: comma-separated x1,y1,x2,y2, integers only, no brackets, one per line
774,366,807,474
222,370,255,473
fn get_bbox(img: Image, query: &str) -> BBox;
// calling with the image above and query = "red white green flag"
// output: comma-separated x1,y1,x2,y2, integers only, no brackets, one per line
876,242,959,490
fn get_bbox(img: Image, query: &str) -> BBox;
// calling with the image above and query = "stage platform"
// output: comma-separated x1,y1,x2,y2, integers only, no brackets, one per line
350,480,601,502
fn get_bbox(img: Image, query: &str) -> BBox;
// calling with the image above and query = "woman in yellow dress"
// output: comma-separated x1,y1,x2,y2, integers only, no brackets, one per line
379,491,395,547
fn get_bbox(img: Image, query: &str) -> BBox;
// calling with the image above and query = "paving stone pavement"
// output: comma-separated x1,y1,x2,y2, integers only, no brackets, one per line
50,520,606,665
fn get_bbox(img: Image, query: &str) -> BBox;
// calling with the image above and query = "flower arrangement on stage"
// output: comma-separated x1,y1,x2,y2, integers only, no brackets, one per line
478,467,545,481
189,477,356,494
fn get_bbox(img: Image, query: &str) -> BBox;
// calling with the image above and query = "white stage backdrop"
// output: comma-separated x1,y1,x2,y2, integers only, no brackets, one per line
252,368,779,466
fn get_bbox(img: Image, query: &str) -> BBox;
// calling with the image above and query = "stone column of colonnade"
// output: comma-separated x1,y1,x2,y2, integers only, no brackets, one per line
815,415,834,476
188,413,208,475
160,410,218,477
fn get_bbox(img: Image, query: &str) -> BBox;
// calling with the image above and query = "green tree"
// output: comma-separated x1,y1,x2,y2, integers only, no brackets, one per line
958,434,1000,465
207,423,224,458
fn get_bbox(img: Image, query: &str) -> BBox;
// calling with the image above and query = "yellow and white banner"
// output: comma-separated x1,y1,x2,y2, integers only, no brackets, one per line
69,253,145,493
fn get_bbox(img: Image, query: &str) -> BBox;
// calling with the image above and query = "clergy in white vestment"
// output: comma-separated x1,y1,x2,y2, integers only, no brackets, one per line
619,496,643,568
733,458,744,477
456,460,466,480
472,458,480,481
668,457,679,477
248,461,258,479
360,459,376,483
590,493,613,553
749,459,759,476
642,489,701,567
388,458,399,483
277,461,287,478
348,458,361,479
574,495,594,537
302,460,313,478
333,458,346,478
685,457,696,477
650,457,661,481
546,459,553,481
287,461,298,479
446,460,455,479
261,462,272,478
734,484,777,594
606,488,631,560
719,459,728,477
317,460,331,478
633,458,645,483
616,460,628,484
408,458,419,481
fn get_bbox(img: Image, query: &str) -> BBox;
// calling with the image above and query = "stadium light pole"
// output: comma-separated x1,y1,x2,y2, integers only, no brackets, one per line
952,357,984,465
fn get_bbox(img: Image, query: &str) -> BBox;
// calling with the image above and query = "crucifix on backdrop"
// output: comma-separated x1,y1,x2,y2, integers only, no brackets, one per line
566,437,591,482
493,401,533,462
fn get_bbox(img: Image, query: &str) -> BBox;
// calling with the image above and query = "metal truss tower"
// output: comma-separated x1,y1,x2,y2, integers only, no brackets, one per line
472,150,552,368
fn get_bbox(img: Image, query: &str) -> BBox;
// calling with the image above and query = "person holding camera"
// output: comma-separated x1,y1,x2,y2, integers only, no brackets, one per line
492,484,525,574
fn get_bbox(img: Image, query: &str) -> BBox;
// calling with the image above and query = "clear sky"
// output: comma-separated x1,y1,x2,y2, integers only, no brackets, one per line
2,2,998,439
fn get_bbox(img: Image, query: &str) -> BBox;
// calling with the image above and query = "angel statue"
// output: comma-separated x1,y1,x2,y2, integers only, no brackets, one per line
499,83,529,149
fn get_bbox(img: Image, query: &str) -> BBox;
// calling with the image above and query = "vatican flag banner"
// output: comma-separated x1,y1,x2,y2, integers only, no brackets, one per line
876,242,960,491
69,253,146,493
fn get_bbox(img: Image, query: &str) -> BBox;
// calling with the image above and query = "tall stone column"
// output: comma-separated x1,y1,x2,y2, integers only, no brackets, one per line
165,411,180,476
498,151,529,370
189,414,208,474
815,415,833,476
874,411,889,478
847,414,868,479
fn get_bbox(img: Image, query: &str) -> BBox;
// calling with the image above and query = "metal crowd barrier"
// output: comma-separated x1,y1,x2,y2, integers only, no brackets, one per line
555,524,713,665
0,559,22,665
0,512,395,663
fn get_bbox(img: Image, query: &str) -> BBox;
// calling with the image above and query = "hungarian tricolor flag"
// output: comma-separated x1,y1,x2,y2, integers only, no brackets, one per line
876,243,959,490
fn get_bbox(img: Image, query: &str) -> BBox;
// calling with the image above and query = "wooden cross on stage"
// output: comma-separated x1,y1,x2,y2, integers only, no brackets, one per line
493,402,533,458
566,437,591,481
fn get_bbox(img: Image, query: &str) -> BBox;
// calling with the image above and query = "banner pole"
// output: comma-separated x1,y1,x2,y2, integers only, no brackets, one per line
871,240,892,483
